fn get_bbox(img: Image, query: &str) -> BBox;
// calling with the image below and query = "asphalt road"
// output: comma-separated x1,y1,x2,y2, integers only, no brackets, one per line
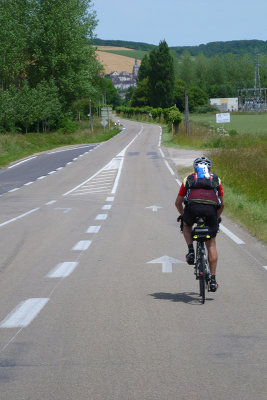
0,120,266,400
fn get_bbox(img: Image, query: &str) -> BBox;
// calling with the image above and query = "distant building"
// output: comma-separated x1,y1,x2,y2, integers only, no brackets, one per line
109,59,140,98
132,59,139,78
210,98,238,112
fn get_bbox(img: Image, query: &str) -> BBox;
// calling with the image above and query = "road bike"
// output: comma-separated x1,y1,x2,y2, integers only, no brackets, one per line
179,216,213,304
191,217,213,304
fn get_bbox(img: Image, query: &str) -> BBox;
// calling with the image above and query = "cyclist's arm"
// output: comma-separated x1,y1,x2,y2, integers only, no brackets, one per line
175,181,187,215
217,182,224,217
218,196,224,217
175,195,184,215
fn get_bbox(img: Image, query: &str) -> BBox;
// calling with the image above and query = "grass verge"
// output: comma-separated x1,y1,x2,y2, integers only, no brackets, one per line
162,120,267,244
0,119,120,168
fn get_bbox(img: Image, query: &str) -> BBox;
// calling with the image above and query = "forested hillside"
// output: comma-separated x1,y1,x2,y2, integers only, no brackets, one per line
93,38,267,58
93,38,155,52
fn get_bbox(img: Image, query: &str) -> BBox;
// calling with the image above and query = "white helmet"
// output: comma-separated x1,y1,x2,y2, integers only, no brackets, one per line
193,156,212,169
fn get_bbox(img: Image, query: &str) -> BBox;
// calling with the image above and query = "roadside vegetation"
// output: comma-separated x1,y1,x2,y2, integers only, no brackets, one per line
0,119,119,168
162,115,267,244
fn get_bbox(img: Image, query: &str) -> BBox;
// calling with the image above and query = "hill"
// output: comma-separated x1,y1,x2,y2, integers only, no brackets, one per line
93,38,267,57
96,47,141,74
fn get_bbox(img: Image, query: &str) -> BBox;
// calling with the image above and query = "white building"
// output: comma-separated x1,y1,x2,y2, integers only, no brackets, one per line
210,98,239,112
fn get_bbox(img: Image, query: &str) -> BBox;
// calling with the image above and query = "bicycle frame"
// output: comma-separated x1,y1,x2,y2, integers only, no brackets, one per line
192,218,212,304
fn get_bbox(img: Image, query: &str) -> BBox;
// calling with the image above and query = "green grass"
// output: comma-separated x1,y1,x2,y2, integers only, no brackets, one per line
162,118,267,244
190,112,267,134
0,119,120,168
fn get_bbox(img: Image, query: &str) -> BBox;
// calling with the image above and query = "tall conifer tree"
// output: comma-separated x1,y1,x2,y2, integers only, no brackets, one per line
148,40,174,108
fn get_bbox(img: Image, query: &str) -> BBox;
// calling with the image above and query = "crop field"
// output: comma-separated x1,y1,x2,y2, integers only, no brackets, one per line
190,112,267,134
96,47,141,74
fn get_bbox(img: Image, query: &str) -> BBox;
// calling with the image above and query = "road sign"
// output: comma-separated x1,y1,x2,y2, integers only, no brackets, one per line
101,107,112,119
101,119,108,127
216,113,230,123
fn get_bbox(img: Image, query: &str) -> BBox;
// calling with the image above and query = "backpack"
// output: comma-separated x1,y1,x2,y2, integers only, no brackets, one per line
184,172,221,206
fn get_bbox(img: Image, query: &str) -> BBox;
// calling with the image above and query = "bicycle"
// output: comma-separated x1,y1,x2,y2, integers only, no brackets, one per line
179,216,213,304
192,217,212,304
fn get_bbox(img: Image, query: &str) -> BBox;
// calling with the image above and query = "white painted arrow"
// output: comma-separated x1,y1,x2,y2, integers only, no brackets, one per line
146,205,162,212
53,207,72,214
147,255,185,273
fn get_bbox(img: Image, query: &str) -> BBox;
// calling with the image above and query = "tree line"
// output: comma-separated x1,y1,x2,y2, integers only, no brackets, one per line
0,0,118,133
125,41,267,112
93,38,267,58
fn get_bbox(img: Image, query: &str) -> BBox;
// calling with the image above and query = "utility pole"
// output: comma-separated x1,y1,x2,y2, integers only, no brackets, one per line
89,98,93,131
184,88,190,134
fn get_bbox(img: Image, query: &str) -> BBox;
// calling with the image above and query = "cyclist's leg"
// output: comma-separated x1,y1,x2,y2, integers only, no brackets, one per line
205,237,218,275
183,205,196,264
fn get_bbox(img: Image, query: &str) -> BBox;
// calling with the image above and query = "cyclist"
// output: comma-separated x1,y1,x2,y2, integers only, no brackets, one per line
175,156,224,292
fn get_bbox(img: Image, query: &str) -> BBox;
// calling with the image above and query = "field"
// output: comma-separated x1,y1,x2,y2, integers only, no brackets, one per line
95,46,142,74
190,112,267,134
161,113,267,243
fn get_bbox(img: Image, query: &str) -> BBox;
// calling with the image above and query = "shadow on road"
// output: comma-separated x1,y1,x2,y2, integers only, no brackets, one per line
149,292,214,305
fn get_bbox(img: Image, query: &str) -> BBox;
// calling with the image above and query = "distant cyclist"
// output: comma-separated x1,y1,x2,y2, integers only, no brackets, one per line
175,156,224,292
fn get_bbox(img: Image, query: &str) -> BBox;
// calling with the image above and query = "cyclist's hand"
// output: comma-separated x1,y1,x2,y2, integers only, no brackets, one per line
177,215,183,223
177,215,183,232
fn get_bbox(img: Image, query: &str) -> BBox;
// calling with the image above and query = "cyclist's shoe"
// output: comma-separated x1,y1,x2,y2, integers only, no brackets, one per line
186,250,195,265
210,278,218,292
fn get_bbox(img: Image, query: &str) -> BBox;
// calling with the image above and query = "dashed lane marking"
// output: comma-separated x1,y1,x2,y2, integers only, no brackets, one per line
86,226,101,233
47,262,79,278
72,240,92,251
95,214,108,220
0,298,49,328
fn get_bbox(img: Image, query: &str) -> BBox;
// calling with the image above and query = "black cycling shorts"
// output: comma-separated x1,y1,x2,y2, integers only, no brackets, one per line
183,202,219,237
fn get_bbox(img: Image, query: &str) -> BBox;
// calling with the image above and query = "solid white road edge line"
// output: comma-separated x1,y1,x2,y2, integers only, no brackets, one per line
159,148,165,158
0,298,49,328
0,208,40,228
220,224,245,244
164,160,175,175
8,156,37,169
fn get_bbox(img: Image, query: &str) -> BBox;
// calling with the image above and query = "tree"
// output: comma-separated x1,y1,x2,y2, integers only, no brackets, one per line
148,40,175,108
99,78,121,107
131,78,150,107
27,0,102,108
137,54,150,81
188,87,209,111
0,0,34,89
179,51,195,86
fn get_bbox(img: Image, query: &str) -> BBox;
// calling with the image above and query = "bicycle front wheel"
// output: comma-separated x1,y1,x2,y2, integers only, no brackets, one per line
199,273,205,304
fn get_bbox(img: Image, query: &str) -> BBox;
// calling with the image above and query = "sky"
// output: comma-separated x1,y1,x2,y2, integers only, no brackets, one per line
92,0,267,47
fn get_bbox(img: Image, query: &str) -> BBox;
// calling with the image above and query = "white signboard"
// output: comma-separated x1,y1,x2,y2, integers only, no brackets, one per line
101,107,112,119
216,113,230,124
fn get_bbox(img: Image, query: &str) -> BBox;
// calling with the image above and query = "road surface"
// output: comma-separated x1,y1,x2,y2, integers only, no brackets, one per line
0,119,266,399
